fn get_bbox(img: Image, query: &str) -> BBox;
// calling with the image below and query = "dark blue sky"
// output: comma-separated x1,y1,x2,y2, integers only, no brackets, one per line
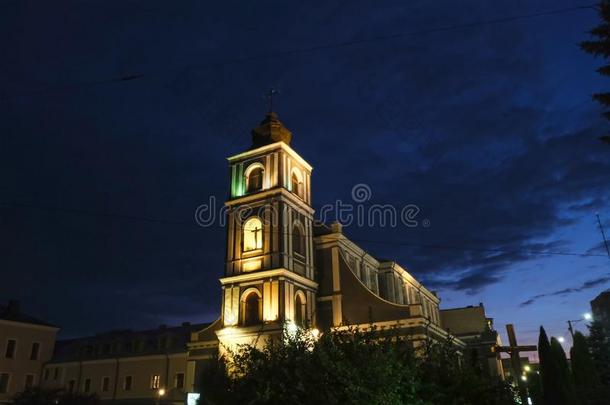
2,0,609,350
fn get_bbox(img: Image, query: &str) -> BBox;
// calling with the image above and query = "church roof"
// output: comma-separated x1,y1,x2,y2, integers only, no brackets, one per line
251,111,292,148
0,300,57,328
50,322,210,363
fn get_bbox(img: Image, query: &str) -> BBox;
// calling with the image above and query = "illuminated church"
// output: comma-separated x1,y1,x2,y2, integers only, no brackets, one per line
185,111,464,386
38,112,503,404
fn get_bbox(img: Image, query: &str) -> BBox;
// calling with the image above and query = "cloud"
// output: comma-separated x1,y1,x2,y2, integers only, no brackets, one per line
519,275,610,307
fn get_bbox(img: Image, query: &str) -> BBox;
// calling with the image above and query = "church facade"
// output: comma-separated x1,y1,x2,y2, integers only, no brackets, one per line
36,112,506,404
185,112,466,391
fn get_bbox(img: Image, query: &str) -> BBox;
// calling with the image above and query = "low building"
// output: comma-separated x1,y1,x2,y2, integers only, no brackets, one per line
40,322,208,405
591,290,610,331
0,300,59,404
440,304,504,378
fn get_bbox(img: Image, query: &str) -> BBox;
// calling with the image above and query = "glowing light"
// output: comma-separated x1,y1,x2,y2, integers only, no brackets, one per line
242,258,262,271
521,375,527,382
286,320,298,336
311,328,320,339
557,336,565,343
584,313,592,321
158,388,166,396
243,217,263,251
524,365,531,372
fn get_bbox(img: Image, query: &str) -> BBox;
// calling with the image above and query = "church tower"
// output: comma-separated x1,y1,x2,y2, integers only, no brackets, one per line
216,111,317,350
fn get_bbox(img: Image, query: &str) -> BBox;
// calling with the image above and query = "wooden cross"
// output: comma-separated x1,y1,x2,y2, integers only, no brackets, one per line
496,324,537,403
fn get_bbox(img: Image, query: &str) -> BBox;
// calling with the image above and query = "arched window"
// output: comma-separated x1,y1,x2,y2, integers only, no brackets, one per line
245,164,264,193
243,217,263,252
243,291,261,326
294,292,306,327
292,223,305,256
290,168,303,198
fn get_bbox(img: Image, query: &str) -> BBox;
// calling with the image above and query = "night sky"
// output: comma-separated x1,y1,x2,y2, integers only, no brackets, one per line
2,0,610,352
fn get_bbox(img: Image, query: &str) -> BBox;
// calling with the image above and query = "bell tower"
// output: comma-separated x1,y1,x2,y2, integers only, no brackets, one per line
216,111,317,350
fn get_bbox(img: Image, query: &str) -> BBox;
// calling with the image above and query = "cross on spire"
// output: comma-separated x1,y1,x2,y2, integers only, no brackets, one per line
266,88,279,113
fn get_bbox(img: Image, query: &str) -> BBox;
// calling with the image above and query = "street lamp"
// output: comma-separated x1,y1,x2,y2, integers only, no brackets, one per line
583,313,593,321
557,336,565,343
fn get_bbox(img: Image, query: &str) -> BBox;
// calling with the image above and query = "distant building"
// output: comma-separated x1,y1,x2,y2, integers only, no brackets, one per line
440,304,504,378
591,290,610,331
0,300,58,404
40,322,208,405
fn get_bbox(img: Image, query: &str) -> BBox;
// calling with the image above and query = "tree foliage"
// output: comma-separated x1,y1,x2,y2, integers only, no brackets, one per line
12,388,100,405
581,0,610,142
199,326,515,405
570,331,605,405
587,321,610,387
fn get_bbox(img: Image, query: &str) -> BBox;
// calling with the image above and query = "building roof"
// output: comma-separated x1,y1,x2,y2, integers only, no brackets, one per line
251,111,292,148
50,322,210,363
0,300,57,328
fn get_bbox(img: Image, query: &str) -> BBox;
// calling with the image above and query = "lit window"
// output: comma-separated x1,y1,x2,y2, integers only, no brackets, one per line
246,165,264,193
243,217,263,252
150,374,161,389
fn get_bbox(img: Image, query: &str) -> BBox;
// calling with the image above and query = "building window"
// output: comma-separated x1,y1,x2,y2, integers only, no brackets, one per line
243,217,263,252
30,342,40,360
150,374,161,389
291,173,302,198
243,291,261,326
294,292,306,327
67,380,75,392
102,376,110,392
0,373,10,394
24,374,35,389
245,164,264,193
83,378,91,393
174,373,184,389
124,376,133,391
292,224,305,256
44,369,49,381
53,368,60,380
5,339,16,358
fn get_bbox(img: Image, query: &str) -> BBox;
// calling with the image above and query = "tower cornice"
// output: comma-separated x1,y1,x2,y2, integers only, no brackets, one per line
227,141,313,172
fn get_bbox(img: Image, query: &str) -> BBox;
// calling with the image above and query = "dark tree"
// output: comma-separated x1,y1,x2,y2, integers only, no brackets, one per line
549,337,578,405
538,327,559,405
587,321,610,387
199,325,515,405
12,388,100,405
570,331,604,404
581,1,610,143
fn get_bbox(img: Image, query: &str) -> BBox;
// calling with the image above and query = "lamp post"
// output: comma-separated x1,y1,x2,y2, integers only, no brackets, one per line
567,313,593,339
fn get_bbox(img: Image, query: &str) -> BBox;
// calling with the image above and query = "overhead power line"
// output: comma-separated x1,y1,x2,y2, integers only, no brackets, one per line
1,201,608,259
1,3,596,102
